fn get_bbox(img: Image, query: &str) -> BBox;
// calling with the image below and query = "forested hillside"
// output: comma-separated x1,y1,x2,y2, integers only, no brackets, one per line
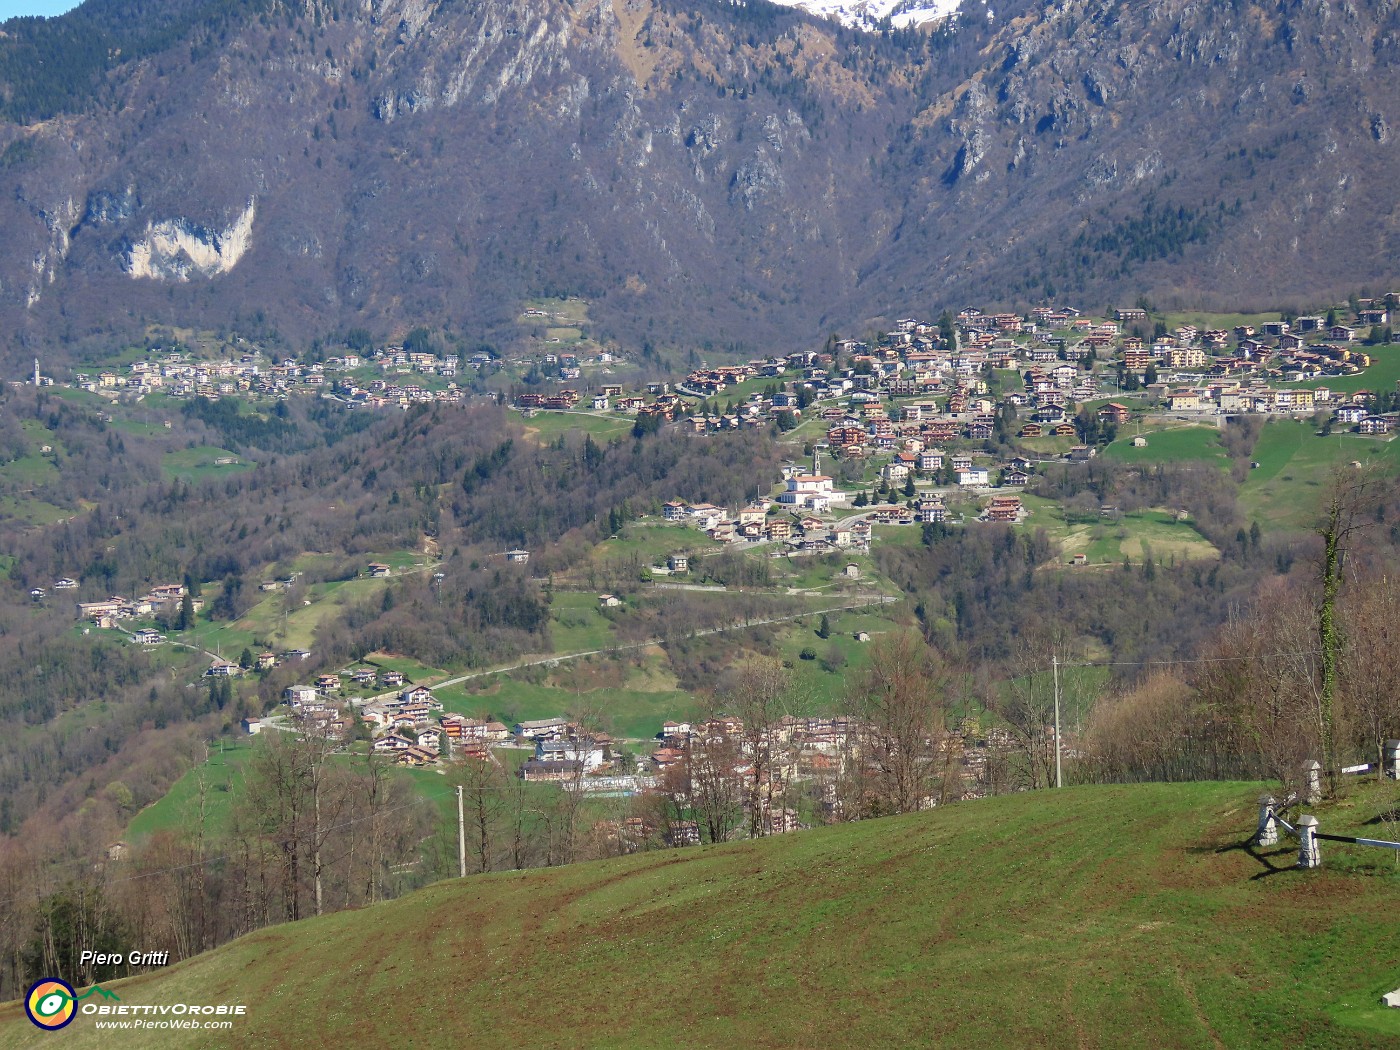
0,0,1398,361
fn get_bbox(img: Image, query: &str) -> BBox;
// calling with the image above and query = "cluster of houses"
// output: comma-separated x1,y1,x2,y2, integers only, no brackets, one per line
654,452,1029,559
69,343,481,411
515,717,624,782
240,680,1058,846
73,583,196,628
1150,382,1394,432
258,677,635,774
636,712,1028,842
28,576,78,602
331,376,468,410
502,303,1400,581
510,300,1400,449
253,677,507,768
206,647,312,677
662,492,873,554
56,296,1400,438
508,310,1106,468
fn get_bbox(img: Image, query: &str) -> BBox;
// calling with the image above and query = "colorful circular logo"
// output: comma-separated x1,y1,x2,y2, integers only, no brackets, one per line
25,979,77,1030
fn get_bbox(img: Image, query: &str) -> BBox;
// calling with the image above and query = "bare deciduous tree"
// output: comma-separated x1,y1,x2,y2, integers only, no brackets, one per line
1081,671,1195,783
715,658,794,838
1339,578,1400,781
851,632,955,815
1193,584,1319,797
983,625,1075,791
682,728,744,844
453,754,509,874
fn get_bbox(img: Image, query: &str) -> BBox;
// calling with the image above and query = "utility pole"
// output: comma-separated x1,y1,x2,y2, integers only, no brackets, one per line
1052,654,1062,789
455,785,467,879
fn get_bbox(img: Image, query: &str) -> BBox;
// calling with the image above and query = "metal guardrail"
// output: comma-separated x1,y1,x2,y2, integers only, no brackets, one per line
1253,760,1400,869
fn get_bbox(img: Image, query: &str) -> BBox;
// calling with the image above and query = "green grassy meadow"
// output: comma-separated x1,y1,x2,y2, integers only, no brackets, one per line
547,591,619,652
597,522,710,570
0,495,71,526
767,611,889,708
232,577,384,652
514,409,633,444
125,741,258,841
171,618,260,664
124,738,463,844
436,654,695,740
0,423,61,488
1017,434,1082,457
15,781,1400,1049
1160,309,1284,332
44,386,106,407
161,447,254,482
1102,426,1229,467
1019,495,1219,565
1238,420,1400,530
1286,342,1400,395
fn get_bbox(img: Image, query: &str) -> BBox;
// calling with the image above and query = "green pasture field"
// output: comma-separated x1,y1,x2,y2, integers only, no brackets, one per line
161,446,255,482
1101,425,1229,466
547,591,620,653
0,495,71,526
437,658,694,741
1160,309,1284,331
1283,341,1400,395
125,741,258,841
1239,420,1400,530
513,409,633,444
598,523,711,570
1019,495,1218,565
30,780,1400,1050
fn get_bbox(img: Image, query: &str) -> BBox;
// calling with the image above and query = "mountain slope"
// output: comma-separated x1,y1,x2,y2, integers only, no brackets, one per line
0,0,1398,362
2,782,1397,1048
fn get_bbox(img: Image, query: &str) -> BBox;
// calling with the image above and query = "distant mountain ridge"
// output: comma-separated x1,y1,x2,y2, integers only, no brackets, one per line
0,0,1397,363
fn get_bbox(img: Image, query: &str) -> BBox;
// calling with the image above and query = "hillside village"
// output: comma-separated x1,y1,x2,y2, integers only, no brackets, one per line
63,343,481,409
240,666,1011,848
516,300,1400,448
35,299,1400,438
509,300,1399,562
31,295,1400,853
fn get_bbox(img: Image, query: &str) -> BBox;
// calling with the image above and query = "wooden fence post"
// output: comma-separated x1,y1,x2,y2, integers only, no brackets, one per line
1298,815,1321,869
1384,740,1400,780
1255,795,1278,847
1304,760,1322,804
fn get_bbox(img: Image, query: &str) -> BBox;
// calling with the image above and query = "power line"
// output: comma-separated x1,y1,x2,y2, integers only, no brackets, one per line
1057,644,1341,670
0,637,1351,903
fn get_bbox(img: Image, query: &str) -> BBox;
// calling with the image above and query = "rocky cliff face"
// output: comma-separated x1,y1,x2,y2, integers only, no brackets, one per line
0,0,1397,361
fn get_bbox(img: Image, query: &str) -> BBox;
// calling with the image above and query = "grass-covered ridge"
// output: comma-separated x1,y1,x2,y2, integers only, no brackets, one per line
5,782,1399,1049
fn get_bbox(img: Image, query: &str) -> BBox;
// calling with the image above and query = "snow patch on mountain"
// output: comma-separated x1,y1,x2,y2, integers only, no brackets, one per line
757,0,989,33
